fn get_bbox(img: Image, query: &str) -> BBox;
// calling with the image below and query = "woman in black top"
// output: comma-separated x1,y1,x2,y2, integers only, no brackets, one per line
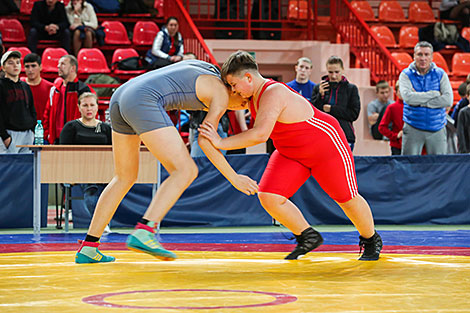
59,92,112,231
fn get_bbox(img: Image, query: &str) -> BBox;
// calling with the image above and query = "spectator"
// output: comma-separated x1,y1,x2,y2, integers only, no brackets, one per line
65,0,98,56
311,56,361,151
367,80,393,140
145,16,184,70
440,0,470,26
286,57,316,101
457,103,470,153
0,51,36,154
21,53,54,122
43,54,93,144
28,0,71,53
59,92,112,231
379,81,404,155
399,41,453,155
452,83,470,127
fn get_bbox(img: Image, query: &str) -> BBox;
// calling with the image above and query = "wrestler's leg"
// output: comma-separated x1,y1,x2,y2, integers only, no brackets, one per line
336,194,374,239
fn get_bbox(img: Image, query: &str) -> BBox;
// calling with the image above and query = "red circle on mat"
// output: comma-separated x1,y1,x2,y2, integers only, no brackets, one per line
82,289,297,309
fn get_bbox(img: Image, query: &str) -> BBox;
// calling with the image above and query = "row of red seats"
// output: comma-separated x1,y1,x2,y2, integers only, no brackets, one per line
8,46,145,75
352,0,436,23
0,18,159,47
390,51,470,77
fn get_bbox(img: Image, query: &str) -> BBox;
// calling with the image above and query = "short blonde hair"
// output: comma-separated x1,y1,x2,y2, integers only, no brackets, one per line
78,92,98,105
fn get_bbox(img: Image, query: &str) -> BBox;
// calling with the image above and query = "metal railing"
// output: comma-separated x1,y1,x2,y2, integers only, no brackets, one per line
331,0,402,86
180,0,316,40
166,0,219,65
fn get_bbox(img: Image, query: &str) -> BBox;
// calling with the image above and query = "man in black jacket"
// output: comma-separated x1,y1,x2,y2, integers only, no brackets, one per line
311,56,361,151
28,0,71,53
0,51,36,153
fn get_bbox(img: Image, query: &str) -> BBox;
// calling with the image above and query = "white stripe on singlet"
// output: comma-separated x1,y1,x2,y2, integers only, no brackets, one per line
306,117,358,199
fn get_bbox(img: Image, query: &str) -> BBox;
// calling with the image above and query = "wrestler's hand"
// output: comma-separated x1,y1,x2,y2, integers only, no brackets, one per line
199,121,222,149
232,174,259,196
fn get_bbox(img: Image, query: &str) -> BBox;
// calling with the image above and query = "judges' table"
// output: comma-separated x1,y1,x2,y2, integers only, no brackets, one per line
19,145,160,236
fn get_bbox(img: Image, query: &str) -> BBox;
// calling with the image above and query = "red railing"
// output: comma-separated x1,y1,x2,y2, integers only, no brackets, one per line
180,0,316,40
165,0,218,65
331,0,402,87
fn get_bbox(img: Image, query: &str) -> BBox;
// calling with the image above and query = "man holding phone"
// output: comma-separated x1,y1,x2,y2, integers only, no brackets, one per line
311,56,361,151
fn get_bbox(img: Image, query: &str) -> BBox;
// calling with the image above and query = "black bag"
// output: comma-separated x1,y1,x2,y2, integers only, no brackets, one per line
112,56,145,71
120,0,148,14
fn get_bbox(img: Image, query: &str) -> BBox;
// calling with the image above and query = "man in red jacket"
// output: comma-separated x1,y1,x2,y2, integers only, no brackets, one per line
43,54,93,143
379,81,404,155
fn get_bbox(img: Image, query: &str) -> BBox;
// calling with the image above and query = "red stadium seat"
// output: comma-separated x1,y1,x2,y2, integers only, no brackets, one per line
288,0,312,20
20,0,39,15
462,27,470,42
41,47,68,73
61,0,71,6
433,52,450,73
399,26,419,48
7,46,32,71
452,53,470,76
77,48,111,74
408,1,436,23
111,48,145,74
371,25,397,48
378,0,406,22
351,1,376,21
101,21,131,45
0,19,26,42
391,52,413,70
132,21,160,46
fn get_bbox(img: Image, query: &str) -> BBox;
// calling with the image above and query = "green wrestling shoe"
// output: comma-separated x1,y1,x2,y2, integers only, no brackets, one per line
126,226,177,261
75,241,116,264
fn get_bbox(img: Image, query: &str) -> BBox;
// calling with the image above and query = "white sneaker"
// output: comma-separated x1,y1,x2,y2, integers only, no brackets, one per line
103,225,112,234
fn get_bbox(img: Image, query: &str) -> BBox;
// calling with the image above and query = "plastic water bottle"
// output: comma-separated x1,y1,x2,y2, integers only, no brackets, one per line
34,120,44,145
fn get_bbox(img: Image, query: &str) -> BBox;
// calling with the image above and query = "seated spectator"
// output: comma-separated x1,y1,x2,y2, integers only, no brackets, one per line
440,0,470,26
0,51,36,154
21,53,54,122
59,92,112,231
28,0,71,53
286,57,316,101
183,52,197,60
65,0,98,56
145,17,184,70
379,82,404,155
367,80,393,140
0,0,19,15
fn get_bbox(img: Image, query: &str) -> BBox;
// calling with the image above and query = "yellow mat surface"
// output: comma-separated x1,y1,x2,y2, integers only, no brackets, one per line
1,251,469,312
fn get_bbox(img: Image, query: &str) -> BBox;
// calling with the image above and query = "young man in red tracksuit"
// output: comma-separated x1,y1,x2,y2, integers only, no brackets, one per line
379,82,404,155
199,51,382,261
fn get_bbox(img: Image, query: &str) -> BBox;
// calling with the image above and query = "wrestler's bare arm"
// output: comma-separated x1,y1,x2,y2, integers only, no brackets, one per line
197,76,258,195
201,85,284,150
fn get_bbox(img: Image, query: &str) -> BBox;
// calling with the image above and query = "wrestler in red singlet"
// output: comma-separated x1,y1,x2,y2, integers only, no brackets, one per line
254,80,358,203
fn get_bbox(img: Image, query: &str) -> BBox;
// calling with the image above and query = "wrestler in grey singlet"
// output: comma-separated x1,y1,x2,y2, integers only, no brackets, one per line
109,60,221,135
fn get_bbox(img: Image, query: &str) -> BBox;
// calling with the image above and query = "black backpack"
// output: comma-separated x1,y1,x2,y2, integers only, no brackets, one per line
120,0,148,14
111,56,145,71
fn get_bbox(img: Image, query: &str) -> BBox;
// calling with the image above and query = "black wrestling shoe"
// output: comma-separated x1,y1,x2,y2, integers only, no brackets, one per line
285,227,324,260
358,231,383,261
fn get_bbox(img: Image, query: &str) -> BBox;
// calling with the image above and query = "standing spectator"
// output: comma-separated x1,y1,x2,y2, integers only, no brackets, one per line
59,92,112,231
457,103,470,153
43,55,93,144
144,17,184,70
367,80,393,140
21,53,54,122
0,51,36,153
311,56,361,151
452,84,470,128
65,0,98,56
379,81,404,155
399,41,453,155
286,57,316,101
28,0,71,53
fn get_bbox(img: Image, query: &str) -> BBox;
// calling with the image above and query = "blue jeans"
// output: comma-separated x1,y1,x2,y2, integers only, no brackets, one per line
190,123,228,157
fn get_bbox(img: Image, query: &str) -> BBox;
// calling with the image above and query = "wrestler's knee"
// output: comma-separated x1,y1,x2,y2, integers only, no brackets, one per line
258,192,287,208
